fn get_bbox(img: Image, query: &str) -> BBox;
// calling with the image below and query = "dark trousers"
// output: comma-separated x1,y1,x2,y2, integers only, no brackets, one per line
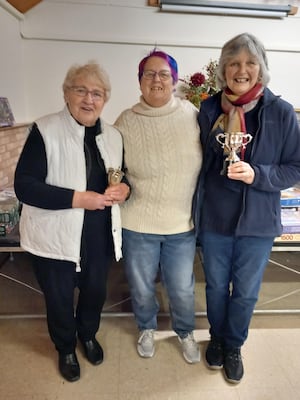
32,251,111,355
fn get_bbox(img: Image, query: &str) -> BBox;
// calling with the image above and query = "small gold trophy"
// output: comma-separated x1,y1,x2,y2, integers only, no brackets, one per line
107,168,124,186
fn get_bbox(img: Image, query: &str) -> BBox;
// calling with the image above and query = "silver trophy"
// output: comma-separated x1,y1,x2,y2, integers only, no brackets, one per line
107,168,124,186
216,131,252,175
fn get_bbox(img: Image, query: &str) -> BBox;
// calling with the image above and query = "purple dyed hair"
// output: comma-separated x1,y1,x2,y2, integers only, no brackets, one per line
138,50,178,84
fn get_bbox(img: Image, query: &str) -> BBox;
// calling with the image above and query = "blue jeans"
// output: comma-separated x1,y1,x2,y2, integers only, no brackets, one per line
200,232,274,349
122,229,196,337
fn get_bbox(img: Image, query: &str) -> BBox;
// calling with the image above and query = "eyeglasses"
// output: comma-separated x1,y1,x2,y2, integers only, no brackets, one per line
142,70,172,81
69,87,105,101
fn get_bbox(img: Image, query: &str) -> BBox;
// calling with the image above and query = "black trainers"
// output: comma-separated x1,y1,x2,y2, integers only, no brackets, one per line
224,348,244,384
205,338,224,369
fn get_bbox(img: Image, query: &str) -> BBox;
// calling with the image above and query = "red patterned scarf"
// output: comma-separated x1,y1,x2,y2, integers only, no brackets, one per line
213,83,264,159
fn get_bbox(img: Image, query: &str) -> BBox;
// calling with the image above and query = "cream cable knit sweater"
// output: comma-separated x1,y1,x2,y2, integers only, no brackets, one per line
115,96,202,234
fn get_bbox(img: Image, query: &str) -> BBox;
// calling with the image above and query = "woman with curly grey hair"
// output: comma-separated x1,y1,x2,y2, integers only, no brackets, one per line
193,33,300,384
15,61,130,382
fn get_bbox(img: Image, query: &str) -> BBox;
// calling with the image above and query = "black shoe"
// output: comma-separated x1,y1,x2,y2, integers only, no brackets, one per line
80,338,104,365
205,338,224,369
224,348,244,384
58,352,80,382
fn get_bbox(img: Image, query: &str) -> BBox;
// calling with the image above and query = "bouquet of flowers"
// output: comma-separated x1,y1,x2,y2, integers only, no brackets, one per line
179,59,219,108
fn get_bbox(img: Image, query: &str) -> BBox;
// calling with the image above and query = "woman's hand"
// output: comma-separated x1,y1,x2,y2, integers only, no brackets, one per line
72,183,130,210
227,161,255,184
72,190,114,210
104,183,130,204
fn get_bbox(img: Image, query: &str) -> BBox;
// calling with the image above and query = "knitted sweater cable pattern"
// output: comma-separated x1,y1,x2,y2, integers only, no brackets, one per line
115,96,202,234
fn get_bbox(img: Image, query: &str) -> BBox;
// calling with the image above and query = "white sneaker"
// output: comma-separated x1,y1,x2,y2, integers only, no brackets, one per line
137,329,155,358
178,332,200,364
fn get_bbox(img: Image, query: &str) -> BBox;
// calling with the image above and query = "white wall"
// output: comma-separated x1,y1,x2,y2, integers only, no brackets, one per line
0,6,25,122
1,0,300,124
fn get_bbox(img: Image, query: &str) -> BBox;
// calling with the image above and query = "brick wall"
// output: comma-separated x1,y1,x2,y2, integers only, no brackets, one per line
0,124,29,189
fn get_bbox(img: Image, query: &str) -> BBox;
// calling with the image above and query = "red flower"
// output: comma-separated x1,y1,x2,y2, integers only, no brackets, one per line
179,60,219,108
190,72,205,87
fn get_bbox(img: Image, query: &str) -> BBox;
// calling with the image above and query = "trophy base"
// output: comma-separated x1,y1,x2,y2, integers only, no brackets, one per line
220,160,231,176
220,159,238,176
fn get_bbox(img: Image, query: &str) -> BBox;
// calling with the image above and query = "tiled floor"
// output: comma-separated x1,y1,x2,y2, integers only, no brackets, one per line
0,251,300,399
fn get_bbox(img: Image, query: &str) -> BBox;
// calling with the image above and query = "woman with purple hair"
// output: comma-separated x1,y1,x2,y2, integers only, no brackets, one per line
115,49,202,363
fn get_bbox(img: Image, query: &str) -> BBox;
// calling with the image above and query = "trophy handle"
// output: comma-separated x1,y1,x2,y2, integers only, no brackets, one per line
215,133,226,148
241,133,253,148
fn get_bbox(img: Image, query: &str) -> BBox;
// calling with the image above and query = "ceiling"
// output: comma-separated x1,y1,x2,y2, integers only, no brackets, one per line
6,0,42,13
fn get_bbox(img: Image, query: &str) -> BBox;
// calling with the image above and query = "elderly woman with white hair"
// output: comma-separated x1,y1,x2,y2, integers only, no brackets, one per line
14,61,130,382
